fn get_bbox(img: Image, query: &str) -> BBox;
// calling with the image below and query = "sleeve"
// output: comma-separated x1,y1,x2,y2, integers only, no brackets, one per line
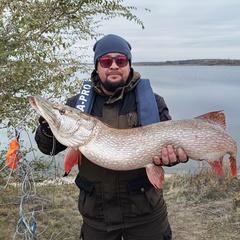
35,125,67,155
154,94,172,121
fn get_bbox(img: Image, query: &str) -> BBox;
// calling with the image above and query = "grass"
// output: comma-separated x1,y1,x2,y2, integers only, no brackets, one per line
0,164,239,240
164,165,240,240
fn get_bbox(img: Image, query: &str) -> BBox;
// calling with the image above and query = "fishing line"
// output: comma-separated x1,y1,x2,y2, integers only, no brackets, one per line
1,111,65,239
11,120,39,239
1,113,40,239
0,125,19,189
0,122,12,188
0,111,37,188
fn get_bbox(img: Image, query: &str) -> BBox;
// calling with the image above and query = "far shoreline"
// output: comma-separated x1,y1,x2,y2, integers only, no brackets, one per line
132,58,240,66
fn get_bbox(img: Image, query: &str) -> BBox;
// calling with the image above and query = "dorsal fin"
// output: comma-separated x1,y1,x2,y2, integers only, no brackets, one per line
194,110,226,130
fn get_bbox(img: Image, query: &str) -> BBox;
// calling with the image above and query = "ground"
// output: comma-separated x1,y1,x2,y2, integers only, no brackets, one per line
0,167,239,240
168,198,240,240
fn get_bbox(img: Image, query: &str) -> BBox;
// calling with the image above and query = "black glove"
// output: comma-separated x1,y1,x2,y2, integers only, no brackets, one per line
39,116,53,136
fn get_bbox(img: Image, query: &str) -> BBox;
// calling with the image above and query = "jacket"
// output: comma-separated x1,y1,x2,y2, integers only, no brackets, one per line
35,68,172,232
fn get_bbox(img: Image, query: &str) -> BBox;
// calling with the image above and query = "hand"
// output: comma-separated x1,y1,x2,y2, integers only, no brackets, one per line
39,116,53,136
153,145,188,166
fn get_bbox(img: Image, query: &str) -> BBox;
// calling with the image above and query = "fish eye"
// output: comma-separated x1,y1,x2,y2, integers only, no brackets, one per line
59,109,66,115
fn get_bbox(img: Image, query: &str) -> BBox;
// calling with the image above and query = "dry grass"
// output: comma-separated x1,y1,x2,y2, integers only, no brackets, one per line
164,165,240,240
0,178,82,240
0,165,239,240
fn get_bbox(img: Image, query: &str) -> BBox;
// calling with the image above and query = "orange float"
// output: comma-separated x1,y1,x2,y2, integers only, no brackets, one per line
6,138,19,169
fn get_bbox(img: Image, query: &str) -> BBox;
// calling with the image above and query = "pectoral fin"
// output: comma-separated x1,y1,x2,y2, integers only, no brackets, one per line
206,158,223,178
145,164,165,189
63,147,82,176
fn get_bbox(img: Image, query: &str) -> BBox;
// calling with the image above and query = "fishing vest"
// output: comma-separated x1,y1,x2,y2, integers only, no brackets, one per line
74,79,168,230
74,79,160,125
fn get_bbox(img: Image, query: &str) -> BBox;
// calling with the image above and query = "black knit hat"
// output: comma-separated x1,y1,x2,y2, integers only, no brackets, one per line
93,34,132,69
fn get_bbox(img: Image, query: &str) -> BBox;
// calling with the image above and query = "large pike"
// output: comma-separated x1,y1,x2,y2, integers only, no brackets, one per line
29,95,238,188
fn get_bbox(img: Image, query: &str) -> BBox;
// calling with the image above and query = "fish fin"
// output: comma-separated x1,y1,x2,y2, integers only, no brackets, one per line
6,139,19,169
206,158,223,178
229,156,237,177
195,110,226,130
63,147,82,176
145,164,165,189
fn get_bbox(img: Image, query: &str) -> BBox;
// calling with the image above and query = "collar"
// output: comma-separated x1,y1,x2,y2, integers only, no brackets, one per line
91,68,141,104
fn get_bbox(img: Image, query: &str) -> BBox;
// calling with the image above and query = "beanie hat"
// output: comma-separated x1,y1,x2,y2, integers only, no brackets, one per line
93,34,132,69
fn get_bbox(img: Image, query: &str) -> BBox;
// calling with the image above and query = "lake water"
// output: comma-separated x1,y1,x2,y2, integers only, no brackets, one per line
132,65,240,173
1,66,240,175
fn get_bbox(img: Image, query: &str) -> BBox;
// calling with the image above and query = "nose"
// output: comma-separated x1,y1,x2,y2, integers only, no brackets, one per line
110,59,119,69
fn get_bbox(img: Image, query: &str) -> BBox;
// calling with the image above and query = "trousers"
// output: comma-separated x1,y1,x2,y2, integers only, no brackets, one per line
80,218,172,240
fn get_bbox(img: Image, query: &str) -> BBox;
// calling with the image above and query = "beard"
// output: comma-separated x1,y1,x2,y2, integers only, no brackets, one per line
101,78,126,92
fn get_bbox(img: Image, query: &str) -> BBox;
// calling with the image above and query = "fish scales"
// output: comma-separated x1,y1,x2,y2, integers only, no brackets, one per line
29,95,238,188
80,118,236,170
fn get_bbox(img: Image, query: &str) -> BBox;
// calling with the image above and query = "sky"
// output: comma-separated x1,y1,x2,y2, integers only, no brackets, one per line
80,0,240,62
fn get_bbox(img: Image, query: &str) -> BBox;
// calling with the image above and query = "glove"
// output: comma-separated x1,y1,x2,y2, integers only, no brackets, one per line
39,116,53,136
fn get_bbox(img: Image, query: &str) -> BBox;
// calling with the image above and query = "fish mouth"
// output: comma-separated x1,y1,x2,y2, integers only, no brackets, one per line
29,95,86,147
29,95,60,128
29,96,38,109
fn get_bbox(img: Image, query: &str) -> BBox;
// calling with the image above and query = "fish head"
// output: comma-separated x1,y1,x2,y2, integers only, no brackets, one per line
29,95,92,147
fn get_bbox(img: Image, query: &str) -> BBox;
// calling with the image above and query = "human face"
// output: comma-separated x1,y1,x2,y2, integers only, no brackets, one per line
96,53,130,94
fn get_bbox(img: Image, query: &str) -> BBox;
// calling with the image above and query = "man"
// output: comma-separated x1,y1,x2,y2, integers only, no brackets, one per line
35,34,188,240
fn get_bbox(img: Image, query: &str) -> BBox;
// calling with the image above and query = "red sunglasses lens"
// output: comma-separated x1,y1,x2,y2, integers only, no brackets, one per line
99,57,113,68
99,56,128,68
115,57,128,67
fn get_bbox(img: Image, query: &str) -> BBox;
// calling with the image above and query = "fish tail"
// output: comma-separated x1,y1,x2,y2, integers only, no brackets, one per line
229,156,237,177
63,147,82,176
206,158,223,178
145,164,165,189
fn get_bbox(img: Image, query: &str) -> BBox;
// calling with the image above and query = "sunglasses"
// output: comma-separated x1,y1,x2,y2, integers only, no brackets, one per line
98,56,129,68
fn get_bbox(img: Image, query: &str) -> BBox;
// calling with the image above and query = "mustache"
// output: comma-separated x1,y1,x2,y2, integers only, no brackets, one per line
107,71,122,75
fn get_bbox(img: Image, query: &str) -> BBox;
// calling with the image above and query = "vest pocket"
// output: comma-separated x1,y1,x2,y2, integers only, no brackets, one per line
127,175,162,216
128,175,153,195
75,174,100,218
75,174,94,195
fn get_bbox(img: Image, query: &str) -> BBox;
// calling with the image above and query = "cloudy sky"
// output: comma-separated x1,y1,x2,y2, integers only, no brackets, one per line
82,0,240,62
